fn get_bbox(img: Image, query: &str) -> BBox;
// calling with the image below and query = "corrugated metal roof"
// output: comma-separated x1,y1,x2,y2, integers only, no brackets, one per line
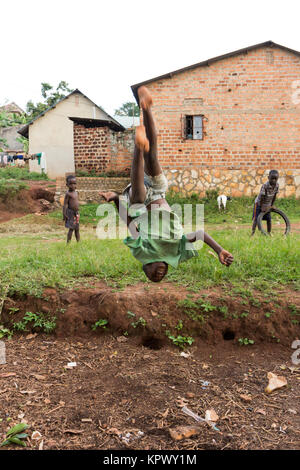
69,117,125,132
112,115,140,129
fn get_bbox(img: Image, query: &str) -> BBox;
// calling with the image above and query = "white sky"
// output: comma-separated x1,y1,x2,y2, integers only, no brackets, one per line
1,0,300,116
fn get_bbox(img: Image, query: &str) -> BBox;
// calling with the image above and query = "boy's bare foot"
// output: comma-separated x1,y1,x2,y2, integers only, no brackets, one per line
135,125,150,153
137,86,153,110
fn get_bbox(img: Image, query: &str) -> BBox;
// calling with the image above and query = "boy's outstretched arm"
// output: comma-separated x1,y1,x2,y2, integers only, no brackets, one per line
99,191,138,239
186,230,234,266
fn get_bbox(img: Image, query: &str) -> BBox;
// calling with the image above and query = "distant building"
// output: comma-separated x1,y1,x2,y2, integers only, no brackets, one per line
18,89,129,178
0,102,25,154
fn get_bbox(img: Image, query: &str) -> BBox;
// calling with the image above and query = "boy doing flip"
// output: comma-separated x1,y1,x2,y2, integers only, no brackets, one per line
100,87,233,282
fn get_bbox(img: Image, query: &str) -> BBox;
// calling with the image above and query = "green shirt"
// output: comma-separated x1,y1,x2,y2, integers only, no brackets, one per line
123,208,198,268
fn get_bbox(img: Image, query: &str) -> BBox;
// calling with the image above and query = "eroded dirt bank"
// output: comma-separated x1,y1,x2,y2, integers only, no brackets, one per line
2,283,300,346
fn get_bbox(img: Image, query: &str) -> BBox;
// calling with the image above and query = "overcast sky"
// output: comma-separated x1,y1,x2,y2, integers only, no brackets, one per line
1,0,299,116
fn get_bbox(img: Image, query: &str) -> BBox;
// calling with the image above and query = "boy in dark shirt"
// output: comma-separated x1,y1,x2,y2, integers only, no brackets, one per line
99,86,233,282
251,170,279,235
63,175,80,243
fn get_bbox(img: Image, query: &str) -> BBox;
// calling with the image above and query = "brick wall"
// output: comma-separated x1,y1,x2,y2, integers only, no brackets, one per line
141,45,300,197
73,124,134,173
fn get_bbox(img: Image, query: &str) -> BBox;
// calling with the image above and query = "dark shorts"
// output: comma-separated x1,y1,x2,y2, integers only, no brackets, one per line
65,208,79,230
252,203,271,222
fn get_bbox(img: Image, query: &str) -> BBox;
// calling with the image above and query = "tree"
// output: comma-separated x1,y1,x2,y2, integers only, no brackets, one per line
26,81,73,121
114,102,139,117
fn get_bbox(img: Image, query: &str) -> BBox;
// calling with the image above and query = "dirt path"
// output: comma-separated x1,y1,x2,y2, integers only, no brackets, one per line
0,283,299,450
0,335,299,450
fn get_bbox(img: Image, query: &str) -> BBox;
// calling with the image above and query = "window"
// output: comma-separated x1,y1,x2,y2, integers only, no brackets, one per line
183,115,203,140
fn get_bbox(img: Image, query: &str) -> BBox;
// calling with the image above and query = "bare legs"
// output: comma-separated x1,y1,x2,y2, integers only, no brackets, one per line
67,228,80,243
129,87,162,204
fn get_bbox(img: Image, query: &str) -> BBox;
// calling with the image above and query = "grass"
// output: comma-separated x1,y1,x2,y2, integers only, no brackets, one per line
48,194,300,226
0,225,299,297
0,167,50,202
0,167,48,181
0,180,28,201
167,191,300,224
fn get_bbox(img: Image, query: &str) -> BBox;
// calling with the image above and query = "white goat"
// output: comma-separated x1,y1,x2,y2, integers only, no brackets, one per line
217,195,231,210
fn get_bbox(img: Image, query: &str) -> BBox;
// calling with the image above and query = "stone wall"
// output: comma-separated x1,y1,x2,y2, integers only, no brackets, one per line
55,177,130,203
165,168,300,198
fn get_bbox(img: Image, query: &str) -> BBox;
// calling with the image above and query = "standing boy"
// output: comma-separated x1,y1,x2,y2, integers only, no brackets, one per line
251,170,279,235
63,175,80,243
100,86,233,282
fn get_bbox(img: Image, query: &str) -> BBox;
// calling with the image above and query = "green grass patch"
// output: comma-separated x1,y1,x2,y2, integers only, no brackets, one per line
0,167,48,181
0,180,28,201
0,227,299,297
167,191,300,223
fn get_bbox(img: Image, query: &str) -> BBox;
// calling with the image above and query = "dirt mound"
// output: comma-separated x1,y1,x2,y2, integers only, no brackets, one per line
2,283,299,346
29,187,55,202
0,183,55,223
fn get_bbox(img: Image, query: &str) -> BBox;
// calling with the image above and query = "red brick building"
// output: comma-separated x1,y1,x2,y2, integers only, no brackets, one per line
132,41,300,198
71,117,134,174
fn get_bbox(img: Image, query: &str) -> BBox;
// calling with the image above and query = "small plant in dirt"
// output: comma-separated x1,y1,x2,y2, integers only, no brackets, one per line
178,297,216,323
131,317,147,328
288,304,300,316
265,312,272,318
13,311,56,333
0,325,13,339
238,337,255,346
91,319,108,331
232,287,252,299
127,311,136,318
240,312,249,318
165,330,194,349
8,307,19,315
218,305,228,317
175,320,184,331
0,423,28,447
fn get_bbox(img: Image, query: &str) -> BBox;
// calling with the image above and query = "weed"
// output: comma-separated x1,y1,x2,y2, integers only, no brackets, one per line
240,312,249,318
127,311,136,318
289,304,299,316
238,337,254,346
218,305,228,317
0,423,28,447
0,325,13,339
8,307,19,315
265,312,272,318
131,317,147,328
13,311,56,333
165,330,194,349
175,320,184,331
178,297,216,323
91,319,108,331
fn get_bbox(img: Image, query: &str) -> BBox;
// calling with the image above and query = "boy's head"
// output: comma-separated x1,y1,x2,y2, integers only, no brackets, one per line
268,170,279,187
66,175,76,191
143,261,168,282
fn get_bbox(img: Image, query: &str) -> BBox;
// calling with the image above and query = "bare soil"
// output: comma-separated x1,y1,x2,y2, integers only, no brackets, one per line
0,283,299,450
0,181,56,223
